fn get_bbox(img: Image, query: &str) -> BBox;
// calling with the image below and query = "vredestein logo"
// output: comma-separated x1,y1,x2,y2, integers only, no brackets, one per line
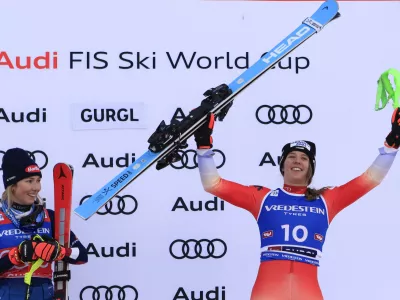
86,242,136,258
82,153,136,168
0,108,47,123
0,227,50,237
172,197,225,212
259,152,282,167
173,286,226,300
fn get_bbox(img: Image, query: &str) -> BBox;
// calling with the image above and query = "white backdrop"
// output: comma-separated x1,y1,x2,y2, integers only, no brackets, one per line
1,0,400,299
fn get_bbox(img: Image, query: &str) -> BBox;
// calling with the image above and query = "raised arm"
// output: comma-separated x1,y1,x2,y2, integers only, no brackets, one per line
323,108,400,222
194,113,270,218
323,146,397,222
197,148,270,218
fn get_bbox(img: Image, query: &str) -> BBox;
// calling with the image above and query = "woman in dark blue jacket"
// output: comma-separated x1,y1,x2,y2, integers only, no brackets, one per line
0,148,88,300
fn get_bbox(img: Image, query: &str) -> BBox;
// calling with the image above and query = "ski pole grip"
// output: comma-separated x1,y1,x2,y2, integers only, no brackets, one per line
376,68,400,110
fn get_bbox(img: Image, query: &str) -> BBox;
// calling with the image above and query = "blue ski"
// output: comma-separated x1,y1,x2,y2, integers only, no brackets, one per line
75,0,340,220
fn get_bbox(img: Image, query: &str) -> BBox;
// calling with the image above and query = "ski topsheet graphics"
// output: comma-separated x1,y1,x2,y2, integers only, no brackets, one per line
53,163,74,300
75,0,341,220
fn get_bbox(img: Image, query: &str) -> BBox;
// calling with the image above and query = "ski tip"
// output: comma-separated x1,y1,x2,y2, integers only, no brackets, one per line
310,0,340,29
53,162,74,171
324,0,339,13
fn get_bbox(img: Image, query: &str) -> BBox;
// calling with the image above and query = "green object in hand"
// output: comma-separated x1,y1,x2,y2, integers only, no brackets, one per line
376,68,400,111
24,235,45,300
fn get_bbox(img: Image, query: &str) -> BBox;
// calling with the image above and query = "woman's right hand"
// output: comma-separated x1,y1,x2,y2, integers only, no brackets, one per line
194,113,215,149
8,240,38,265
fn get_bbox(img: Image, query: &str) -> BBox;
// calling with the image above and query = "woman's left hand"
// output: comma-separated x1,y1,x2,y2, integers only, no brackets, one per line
385,107,400,149
33,236,71,262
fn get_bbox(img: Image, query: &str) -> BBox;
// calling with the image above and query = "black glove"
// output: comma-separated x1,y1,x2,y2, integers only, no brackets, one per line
18,239,38,262
8,239,38,265
194,113,215,149
385,107,400,149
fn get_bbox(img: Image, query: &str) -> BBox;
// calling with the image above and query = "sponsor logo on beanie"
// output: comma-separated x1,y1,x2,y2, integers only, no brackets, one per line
6,176,16,182
25,165,40,173
290,140,311,151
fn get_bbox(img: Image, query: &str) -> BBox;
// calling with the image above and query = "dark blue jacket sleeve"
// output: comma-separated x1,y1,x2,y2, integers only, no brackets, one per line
47,209,88,265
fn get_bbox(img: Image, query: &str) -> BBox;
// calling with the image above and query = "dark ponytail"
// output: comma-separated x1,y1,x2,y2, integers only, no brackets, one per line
304,167,330,200
305,187,330,200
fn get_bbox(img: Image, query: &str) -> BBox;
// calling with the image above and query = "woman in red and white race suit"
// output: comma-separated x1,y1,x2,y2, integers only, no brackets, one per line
192,109,400,300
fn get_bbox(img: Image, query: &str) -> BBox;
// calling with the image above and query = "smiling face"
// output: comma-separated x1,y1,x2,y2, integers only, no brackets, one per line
282,151,310,186
11,176,41,205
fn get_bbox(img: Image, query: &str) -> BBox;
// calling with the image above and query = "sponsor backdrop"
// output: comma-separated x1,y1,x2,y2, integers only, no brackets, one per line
1,0,400,299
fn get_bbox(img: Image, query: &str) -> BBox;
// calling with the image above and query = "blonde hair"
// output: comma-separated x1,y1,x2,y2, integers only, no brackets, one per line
1,184,43,210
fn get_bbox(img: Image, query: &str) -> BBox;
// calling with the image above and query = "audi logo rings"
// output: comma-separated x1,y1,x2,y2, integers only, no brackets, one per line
170,149,226,170
255,105,312,125
169,239,227,259
80,285,138,300
0,150,48,170
79,195,138,215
